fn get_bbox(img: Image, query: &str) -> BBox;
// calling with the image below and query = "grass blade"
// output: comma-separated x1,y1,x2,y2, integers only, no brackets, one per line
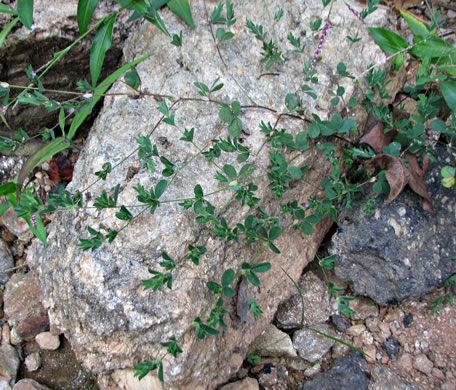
167,0,194,29
90,15,116,87
0,17,19,49
17,0,33,29
77,0,100,35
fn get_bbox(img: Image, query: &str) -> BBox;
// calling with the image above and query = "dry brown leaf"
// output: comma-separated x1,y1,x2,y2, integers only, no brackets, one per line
367,154,409,205
360,112,396,154
404,154,434,214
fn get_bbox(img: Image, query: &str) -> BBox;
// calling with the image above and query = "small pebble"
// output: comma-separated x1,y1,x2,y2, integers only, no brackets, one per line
35,332,60,350
383,337,400,360
25,352,41,371
403,313,413,328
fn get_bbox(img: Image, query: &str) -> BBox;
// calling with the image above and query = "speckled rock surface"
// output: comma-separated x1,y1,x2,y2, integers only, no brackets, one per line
330,146,456,305
27,1,399,388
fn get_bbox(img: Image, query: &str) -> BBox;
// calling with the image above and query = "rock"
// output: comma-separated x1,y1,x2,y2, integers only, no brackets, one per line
413,353,433,375
397,352,413,372
257,365,288,390
21,337,97,390
330,146,456,305
0,208,33,242
299,352,369,390
35,332,60,351
403,313,413,328
383,337,400,360
350,297,378,320
26,1,401,387
110,369,162,390
13,379,51,390
0,0,127,138
363,345,376,363
347,324,366,337
331,314,351,333
24,353,41,372
0,240,14,286
0,343,20,388
293,324,335,363
3,273,48,340
369,365,417,390
248,325,296,358
220,377,259,390
276,272,331,329
9,328,23,346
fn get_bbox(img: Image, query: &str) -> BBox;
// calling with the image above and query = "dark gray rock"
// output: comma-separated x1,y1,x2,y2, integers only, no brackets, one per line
383,337,400,360
298,351,369,390
330,146,456,305
330,314,351,333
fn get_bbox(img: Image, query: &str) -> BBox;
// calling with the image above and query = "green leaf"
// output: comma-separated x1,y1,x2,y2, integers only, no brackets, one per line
268,241,280,254
399,9,429,38
155,179,168,198
238,163,253,178
124,67,141,89
17,0,34,29
223,164,237,179
228,117,243,138
223,286,235,298
441,166,455,178
300,221,313,235
368,27,408,55
288,166,302,180
269,226,281,240
58,107,66,135
68,52,153,139
285,93,300,111
219,105,234,123
144,8,170,37
0,182,17,196
296,132,308,151
28,213,47,247
252,262,271,273
167,0,194,28
411,36,454,58
194,184,203,199
0,17,19,49
246,271,260,286
308,122,320,139
221,269,235,286
0,4,18,14
90,15,116,87
231,101,241,116
440,81,456,114
77,0,99,35
207,281,222,294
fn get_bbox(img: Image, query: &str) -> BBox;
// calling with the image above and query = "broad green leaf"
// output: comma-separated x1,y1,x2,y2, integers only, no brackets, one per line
194,184,203,199
206,281,222,294
223,164,237,179
440,81,456,114
411,36,455,58
124,67,141,89
399,9,430,38
221,269,235,286
0,18,19,49
269,226,281,240
231,101,241,116
0,4,18,14
58,107,66,136
77,0,99,35
0,182,17,196
288,166,302,180
223,286,235,298
441,166,455,178
247,271,260,286
90,15,116,87
308,122,320,139
155,179,168,198
68,52,154,139
167,0,194,29
368,27,408,55
219,105,233,123
17,0,33,29
251,262,271,273
228,118,242,138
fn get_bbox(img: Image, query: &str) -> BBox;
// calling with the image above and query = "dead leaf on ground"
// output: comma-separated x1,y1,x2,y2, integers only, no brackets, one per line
365,153,435,214
404,154,434,214
360,112,396,154
366,154,409,205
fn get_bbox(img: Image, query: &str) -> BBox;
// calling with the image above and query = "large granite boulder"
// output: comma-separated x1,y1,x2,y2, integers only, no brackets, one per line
330,146,456,306
27,1,399,388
